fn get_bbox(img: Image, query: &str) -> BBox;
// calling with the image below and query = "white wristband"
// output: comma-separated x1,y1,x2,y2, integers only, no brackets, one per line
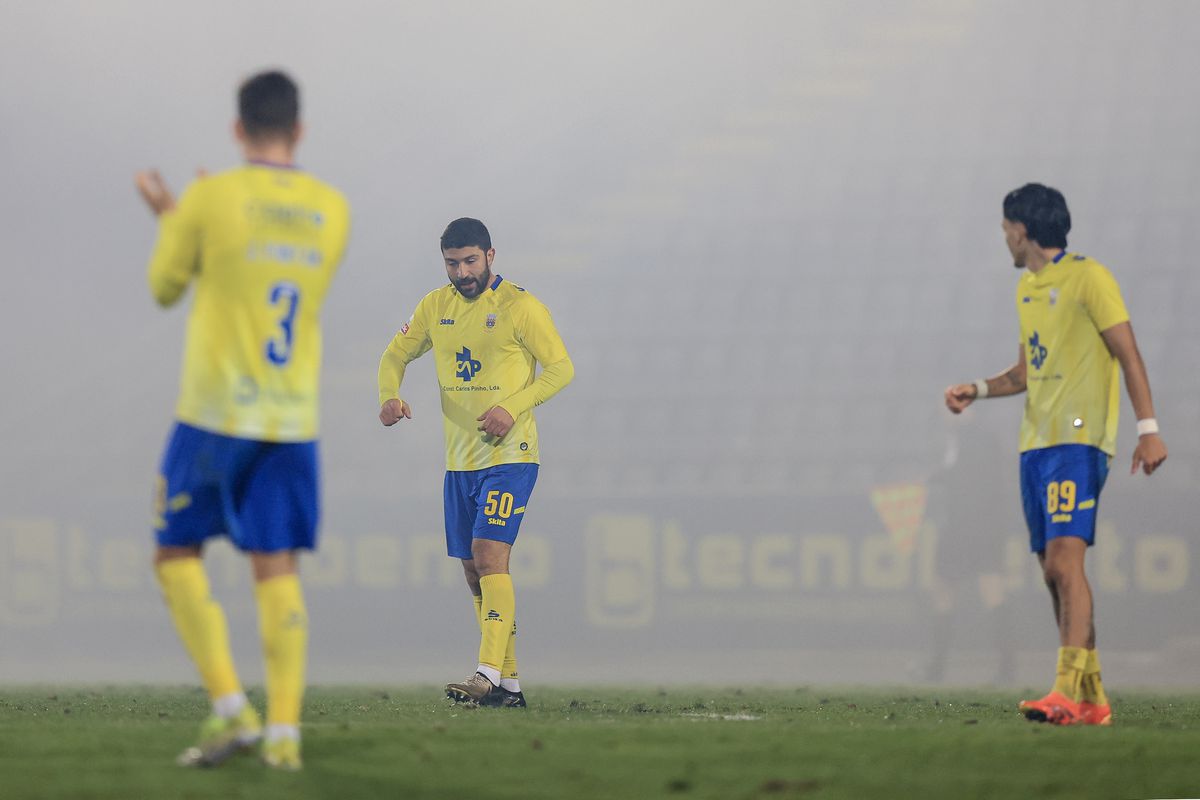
973,379,989,399
1136,418,1159,437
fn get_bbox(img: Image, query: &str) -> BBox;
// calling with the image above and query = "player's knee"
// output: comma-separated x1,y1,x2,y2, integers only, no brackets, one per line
461,559,481,588
1041,558,1082,589
473,555,508,577
250,550,298,582
154,545,201,566
470,539,511,576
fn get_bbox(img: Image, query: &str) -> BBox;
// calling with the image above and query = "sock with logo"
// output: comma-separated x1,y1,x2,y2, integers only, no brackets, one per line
500,619,521,694
156,558,244,704
1051,645,1089,701
474,595,519,691
477,573,515,683
255,574,308,726
1081,649,1109,706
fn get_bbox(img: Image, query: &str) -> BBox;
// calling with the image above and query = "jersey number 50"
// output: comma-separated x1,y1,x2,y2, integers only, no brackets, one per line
267,282,301,366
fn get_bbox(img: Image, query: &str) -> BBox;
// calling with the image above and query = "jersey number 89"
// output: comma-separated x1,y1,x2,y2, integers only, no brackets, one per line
1046,480,1076,514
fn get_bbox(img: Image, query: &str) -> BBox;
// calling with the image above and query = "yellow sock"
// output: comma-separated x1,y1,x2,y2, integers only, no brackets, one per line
155,558,242,700
502,619,519,685
255,574,308,726
473,594,517,685
478,573,515,674
1051,646,1089,701
1081,649,1109,706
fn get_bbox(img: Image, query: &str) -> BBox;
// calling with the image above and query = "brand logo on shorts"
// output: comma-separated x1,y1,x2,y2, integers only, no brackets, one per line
1028,331,1048,370
456,347,482,381
488,517,507,527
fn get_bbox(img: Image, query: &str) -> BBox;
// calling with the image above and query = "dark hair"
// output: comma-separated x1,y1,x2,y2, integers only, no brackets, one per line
440,218,492,252
1003,183,1070,248
238,70,299,138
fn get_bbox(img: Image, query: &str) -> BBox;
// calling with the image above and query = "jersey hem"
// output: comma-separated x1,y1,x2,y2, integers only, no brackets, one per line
174,415,318,444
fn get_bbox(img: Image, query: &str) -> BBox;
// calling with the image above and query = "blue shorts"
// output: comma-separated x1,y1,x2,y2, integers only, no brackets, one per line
1020,444,1110,554
155,422,319,553
443,464,539,559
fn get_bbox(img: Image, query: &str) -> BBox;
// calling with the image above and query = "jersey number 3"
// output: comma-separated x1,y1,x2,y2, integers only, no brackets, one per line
267,281,301,366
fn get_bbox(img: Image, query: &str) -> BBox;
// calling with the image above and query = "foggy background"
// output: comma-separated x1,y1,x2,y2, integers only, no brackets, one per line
2,0,1197,687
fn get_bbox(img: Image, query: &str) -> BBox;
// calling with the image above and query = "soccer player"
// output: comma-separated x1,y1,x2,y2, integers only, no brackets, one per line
945,183,1167,726
377,218,573,707
136,70,350,769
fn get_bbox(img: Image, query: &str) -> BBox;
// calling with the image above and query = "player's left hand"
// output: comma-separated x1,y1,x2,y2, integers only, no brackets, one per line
1131,432,1167,476
477,406,515,438
134,169,176,215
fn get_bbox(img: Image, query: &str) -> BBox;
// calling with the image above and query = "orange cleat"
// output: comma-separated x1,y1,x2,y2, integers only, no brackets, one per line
1078,701,1113,726
1019,691,1083,725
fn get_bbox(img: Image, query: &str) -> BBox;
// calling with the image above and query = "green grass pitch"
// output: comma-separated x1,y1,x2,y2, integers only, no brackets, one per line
2,686,1199,799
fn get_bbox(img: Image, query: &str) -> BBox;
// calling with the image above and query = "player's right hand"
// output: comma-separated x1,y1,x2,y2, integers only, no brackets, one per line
944,383,977,414
134,169,176,215
379,399,412,426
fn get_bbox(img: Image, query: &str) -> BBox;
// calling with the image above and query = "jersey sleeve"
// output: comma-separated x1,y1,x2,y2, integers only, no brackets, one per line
1081,263,1130,332
497,297,574,418
377,293,435,405
146,180,204,306
326,190,352,277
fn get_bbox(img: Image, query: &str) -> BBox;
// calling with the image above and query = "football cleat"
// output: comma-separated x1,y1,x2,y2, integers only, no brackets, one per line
1078,701,1113,726
480,688,527,708
176,705,263,767
445,672,499,705
1019,691,1083,726
261,737,302,771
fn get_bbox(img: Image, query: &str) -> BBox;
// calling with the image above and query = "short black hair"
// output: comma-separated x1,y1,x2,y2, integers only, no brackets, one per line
1003,183,1070,249
238,70,299,138
441,218,492,252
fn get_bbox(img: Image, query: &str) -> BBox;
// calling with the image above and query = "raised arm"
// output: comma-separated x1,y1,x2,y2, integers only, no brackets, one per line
138,171,203,307
945,344,1027,414
1100,321,1167,475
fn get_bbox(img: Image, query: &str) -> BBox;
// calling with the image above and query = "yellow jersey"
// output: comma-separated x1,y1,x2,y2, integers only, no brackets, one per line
147,163,350,441
1016,252,1129,455
378,276,574,471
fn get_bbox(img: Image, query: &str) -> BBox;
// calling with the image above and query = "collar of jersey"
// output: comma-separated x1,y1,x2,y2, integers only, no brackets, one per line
452,274,503,300
1027,251,1069,285
246,159,299,170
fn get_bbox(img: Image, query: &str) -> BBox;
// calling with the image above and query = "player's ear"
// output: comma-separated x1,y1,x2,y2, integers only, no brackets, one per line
486,248,496,269
290,121,304,147
234,119,247,144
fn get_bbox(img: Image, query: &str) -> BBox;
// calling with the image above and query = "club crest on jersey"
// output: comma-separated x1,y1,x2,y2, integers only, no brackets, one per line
486,313,497,329
456,347,482,381
1028,331,1048,370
